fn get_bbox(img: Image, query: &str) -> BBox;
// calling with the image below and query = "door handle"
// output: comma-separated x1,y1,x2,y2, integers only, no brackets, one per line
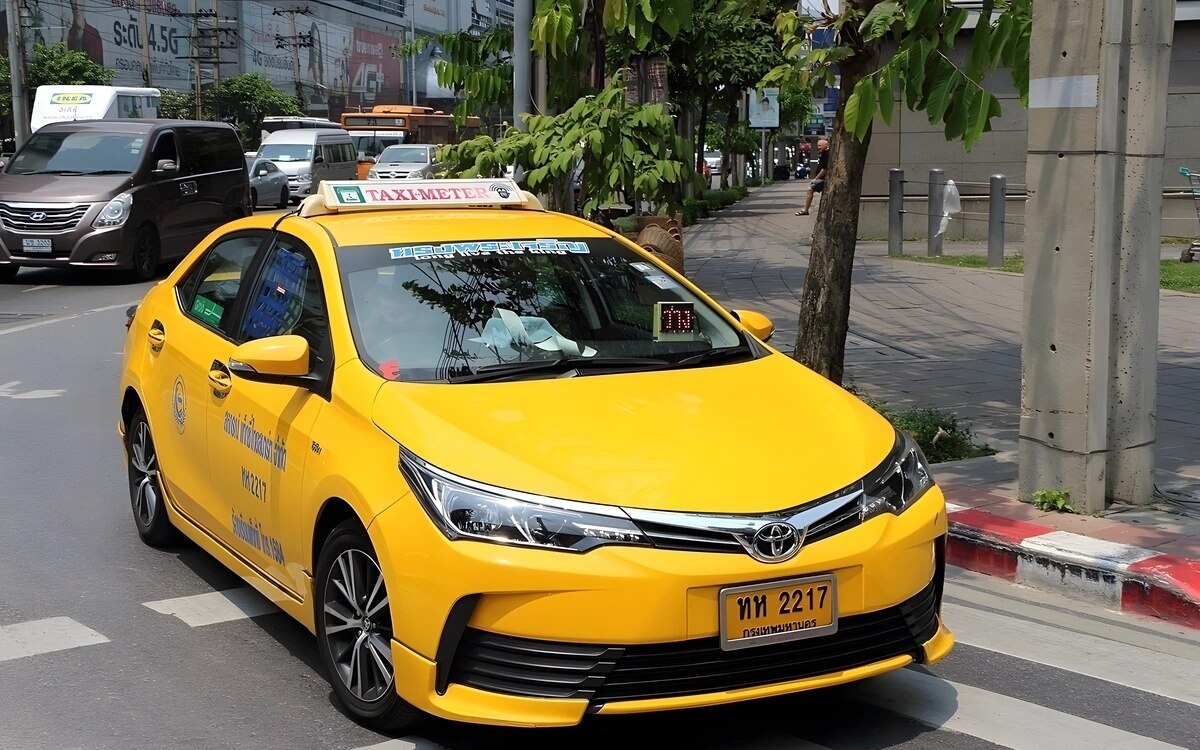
208,360,232,397
147,321,166,351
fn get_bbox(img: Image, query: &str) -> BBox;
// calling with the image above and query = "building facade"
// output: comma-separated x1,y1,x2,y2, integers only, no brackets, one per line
3,0,506,122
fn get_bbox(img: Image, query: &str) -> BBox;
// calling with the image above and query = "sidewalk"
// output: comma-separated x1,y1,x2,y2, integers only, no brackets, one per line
684,180,1200,628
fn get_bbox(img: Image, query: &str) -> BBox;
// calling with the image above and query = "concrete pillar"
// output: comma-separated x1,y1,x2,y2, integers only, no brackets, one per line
1021,0,1172,513
512,0,532,131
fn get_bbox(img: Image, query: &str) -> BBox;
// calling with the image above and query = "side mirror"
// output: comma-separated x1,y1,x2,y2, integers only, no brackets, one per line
257,168,269,176
312,154,325,164
730,309,775,342
228,335,311,385
154,159,177,176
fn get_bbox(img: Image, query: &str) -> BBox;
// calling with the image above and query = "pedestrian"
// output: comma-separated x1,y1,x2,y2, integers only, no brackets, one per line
796,138,829,216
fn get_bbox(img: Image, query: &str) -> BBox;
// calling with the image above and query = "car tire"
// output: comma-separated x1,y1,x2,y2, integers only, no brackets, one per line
0,265,17,282
249,188,258,208
131,224,160,282
276,186,289,209
126,408,180,547
315,520,421,732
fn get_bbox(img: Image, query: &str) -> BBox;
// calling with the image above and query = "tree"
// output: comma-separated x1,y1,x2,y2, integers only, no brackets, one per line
157,88,202,120
760,0,1031,384
400,0,696,211
1,43,114,120
205,73,301,149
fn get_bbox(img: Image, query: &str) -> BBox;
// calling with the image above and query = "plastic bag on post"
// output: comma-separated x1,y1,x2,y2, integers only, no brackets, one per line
938,179,961,236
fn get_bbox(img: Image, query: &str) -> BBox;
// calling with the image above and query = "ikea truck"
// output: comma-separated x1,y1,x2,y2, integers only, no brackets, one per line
30,86,161,133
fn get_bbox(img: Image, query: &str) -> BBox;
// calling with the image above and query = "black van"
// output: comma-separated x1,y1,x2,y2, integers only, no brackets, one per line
0,120,250,281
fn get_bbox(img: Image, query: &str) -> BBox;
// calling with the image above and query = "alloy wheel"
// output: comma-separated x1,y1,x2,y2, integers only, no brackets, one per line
322,549,394,702
129,421,159,526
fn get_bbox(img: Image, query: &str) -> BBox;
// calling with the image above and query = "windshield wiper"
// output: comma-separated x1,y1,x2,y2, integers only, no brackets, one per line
83,169,131,175
672,345,754,369
27,169,85,175
449,356,669,383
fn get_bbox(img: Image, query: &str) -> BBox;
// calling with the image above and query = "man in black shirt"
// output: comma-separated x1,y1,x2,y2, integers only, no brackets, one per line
797,139,829,216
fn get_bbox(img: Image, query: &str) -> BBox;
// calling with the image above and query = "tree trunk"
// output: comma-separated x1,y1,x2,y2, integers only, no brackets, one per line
695,91,710,178
723,96,737,189
586,0,607,92
793,58,875,385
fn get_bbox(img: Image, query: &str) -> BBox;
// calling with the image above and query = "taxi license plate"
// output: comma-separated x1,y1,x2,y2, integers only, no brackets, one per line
719,575,837,651
21,238,52,253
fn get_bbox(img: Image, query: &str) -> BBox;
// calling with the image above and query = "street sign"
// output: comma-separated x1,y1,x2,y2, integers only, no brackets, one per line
748,87,780,129
804,114,825,136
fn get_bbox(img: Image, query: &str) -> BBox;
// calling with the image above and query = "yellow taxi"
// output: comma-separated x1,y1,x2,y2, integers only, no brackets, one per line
117,179,953,730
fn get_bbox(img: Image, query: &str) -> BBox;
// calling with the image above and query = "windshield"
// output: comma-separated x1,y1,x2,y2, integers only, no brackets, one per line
378,146,430,164
6,131,144,175
338,237,748,382
258,144,312,163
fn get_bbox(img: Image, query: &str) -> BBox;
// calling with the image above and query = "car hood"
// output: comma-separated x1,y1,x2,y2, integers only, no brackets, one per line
0,173,131,202
375,161,429,170
371,354,896,514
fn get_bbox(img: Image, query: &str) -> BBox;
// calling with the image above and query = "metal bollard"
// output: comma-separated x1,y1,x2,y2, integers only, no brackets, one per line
988,174,1006,268
927,168,944,257
888,168,904,256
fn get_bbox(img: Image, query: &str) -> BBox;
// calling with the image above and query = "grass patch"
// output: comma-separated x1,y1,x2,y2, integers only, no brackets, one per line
847,387,996,464
899,253,1200,293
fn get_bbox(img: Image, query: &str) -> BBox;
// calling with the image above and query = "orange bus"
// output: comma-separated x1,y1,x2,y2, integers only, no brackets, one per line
340,105,483,178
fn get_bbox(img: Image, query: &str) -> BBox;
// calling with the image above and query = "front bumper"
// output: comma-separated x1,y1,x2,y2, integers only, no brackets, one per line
371,485,952,727
0,203,135,269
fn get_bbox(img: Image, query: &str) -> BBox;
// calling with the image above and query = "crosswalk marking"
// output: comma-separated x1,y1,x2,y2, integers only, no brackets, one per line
142,587,280,627
0,617,110,662
945,601,1200,707
849,668,1187,750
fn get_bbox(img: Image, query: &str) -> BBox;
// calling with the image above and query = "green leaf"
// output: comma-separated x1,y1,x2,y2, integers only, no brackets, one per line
945,7,969,38
844,75,876,142
965,90,995,151
944,86,972,142
639,0,658,23
904,38,931,110
859,1,901,41
878,65,895,126
925,58,958,124
904,0,930,29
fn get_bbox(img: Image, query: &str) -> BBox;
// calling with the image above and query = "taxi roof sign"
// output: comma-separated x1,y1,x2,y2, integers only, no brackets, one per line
299,178,533,218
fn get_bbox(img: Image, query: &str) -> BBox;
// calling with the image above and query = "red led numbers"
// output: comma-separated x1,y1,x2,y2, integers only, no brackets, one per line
659,303,695,334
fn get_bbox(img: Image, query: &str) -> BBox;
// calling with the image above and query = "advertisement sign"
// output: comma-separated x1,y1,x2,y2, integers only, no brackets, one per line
19,0,200,91
748,87,780,129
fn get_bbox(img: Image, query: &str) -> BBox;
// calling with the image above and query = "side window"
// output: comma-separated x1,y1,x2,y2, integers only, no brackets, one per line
178,235,265,332
341,143,355,163
150,132,178,169
179,128,243,175
238,240,332,374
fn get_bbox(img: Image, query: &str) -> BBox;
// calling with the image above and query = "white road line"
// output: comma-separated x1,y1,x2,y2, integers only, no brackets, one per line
142,587,280,627
944,602,1200,707
351,740,441,750
0,617,110,662
21,285,58,292
849,668,1185,750
0,301,139,337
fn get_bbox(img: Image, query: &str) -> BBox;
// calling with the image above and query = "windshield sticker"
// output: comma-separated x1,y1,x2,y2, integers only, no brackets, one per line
191,296,225,327
380,359,402,380
388,239,590,260
645,274,681,290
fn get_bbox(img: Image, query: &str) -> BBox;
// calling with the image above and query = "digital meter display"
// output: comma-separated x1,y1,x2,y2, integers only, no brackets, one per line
658,302,695,334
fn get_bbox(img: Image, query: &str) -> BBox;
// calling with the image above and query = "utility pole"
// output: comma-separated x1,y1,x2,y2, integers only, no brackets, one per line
6,0,30,146
1021,0,1175,513
512,0,531,131
409,10,417,105
273,6,314,109
139,1,153,86
174,5,236,119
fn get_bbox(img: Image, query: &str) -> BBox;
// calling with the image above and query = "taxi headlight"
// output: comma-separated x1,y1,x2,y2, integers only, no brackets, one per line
399,449,651,552
367,168,378,178
93,192,132,228
860,428,935,522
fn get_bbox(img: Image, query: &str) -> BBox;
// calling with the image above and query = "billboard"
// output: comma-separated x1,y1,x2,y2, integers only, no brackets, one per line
748,87,780,129
19,0,202,92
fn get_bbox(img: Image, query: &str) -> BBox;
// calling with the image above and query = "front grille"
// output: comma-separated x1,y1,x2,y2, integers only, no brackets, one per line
0,203,90,232
374,170,410,179
448,577,940,705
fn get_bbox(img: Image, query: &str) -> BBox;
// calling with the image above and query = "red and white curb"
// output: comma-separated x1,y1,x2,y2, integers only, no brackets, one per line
944,503,1200,629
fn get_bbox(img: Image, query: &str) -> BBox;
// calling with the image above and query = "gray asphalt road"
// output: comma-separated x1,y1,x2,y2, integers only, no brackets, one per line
2,276,1198,750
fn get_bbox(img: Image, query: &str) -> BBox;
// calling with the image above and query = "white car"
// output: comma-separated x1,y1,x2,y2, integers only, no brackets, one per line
704,150,723,175
367,144,438,179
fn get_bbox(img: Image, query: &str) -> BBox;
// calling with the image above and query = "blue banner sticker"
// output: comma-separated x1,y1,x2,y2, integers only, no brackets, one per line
388,239,590,260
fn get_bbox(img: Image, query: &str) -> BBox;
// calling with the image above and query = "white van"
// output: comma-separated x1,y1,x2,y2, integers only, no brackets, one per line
31,86,161,132
257,129,357,203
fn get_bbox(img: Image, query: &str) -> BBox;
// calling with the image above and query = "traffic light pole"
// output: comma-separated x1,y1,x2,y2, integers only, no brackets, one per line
6,0,30,147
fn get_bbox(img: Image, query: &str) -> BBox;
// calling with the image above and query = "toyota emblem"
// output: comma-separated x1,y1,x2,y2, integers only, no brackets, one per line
748,522,802,563
29,211,47,222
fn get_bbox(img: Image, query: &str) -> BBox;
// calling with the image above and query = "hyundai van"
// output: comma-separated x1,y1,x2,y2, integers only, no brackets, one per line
0,120,249,281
